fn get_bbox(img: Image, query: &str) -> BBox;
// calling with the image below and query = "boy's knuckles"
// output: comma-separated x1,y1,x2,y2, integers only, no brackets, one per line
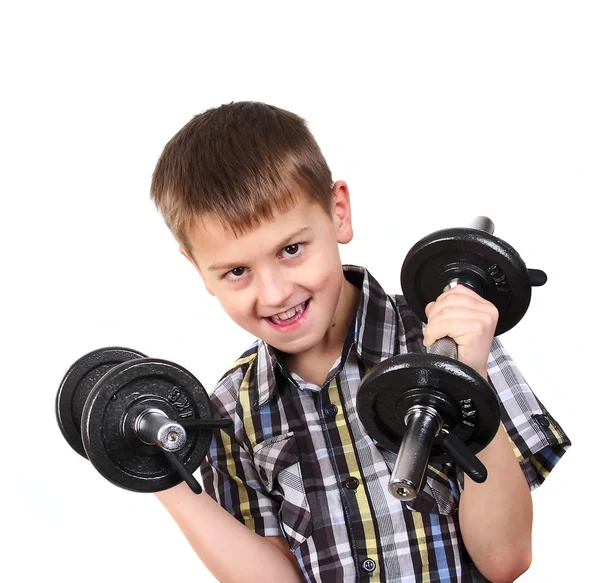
487,304,500,324
472,320,488,337
431,307,481,323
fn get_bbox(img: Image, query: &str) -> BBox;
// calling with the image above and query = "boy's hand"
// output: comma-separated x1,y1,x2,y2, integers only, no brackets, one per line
422,284,498,377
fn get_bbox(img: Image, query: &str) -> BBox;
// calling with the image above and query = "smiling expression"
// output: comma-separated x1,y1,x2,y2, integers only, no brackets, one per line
183,183,355,357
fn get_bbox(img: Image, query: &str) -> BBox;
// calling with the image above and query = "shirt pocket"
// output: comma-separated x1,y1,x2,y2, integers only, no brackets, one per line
377,446,459,515
253,432,313,549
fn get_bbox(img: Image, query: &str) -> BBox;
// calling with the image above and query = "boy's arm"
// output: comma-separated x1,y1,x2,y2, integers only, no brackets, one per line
154,364,305,583
155,484,303,583
422,285,569,582
458,405,533,583
428,321,534,582
458,338,570,582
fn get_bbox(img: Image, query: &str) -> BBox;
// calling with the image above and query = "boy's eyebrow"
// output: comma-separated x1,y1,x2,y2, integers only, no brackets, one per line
208,227,312,271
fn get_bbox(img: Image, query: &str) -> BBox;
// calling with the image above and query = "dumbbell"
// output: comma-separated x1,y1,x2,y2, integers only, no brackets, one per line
56,347,231,493
357,217,546,501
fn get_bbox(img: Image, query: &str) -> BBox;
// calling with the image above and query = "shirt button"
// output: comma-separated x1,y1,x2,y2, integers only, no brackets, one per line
324,404,338,418
344,477,360,490
534,414,550,428
362,558,376,573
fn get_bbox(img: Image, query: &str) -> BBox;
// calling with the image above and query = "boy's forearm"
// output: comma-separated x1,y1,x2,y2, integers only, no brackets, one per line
155,484,304,583
459,420,533,583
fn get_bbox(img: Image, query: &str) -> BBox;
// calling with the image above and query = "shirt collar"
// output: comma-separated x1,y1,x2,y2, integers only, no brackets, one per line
253,265,402,409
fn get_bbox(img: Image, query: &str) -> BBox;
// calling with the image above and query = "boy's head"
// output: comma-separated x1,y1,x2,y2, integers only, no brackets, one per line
150,101,334,259
151,102,357,356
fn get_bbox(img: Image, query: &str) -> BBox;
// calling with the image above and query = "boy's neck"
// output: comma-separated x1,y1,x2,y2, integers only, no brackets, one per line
280,278,361,386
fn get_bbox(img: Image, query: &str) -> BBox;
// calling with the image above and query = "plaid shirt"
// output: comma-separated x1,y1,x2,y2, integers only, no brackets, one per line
200,265,570,583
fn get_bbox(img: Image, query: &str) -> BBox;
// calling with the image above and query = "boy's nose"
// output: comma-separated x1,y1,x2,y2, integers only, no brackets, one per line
257,270,294,310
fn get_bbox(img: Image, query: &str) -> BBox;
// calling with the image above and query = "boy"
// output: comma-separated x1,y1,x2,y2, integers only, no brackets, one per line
150,102,569,583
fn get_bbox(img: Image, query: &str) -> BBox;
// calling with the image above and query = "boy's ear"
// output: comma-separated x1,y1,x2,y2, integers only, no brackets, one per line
331,180,353,244
179,247,216,296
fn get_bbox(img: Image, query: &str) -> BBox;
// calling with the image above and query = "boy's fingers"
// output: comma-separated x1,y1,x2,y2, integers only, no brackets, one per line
422,315,494,347
425,291,499,323
424,301,436,317
428,305,497,326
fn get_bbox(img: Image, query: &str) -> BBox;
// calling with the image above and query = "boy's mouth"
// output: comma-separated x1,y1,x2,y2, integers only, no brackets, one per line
268,300,309,326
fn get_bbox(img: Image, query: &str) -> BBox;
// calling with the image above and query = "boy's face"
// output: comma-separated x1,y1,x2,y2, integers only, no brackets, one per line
183,182,354,356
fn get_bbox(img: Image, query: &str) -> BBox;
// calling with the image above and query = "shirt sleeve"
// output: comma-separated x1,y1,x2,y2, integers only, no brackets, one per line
199,371,282,537
486,337,571,490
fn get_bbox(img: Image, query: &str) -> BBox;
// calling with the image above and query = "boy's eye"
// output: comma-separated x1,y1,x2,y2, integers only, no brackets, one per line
225,267,247,280
281,243,304,258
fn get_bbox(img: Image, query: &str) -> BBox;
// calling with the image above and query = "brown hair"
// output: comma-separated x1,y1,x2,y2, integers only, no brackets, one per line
150,101,334,257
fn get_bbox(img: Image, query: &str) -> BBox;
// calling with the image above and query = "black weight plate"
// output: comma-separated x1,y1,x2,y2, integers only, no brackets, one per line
357,353,500,461
81,358,213,493
401,227,532,335
56,347,147,458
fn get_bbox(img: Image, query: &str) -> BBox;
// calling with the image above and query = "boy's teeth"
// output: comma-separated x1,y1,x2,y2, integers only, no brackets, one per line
272,302,305,322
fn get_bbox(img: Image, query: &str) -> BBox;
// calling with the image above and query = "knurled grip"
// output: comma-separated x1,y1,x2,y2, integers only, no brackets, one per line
428,336,458,360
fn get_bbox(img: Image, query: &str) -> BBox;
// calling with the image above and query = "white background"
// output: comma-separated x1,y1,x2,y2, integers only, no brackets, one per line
2,1,597,581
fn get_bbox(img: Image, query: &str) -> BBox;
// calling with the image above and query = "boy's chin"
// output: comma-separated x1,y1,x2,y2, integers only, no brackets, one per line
267,335,319,356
